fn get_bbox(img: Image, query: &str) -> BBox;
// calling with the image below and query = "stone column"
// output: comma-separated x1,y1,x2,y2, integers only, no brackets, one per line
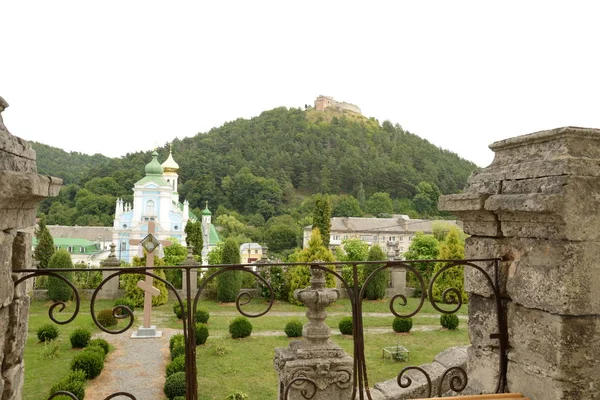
274,266,353,399
439,127,600,399
0,97,61,398
100,243,121,299
181,246,198,295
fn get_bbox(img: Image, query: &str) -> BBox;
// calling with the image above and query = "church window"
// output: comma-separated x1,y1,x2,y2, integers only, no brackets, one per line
80,247,85,253
123,224,127,228
174,225,178,230
67,246,73,252
145,200,155,216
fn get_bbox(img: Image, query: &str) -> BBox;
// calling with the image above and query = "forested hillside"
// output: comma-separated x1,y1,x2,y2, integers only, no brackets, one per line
34,107,478,233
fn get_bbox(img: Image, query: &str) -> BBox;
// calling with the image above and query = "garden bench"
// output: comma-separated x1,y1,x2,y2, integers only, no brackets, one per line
416,394,529,400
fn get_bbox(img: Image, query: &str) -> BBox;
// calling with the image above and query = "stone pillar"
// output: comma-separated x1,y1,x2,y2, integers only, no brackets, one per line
100,243,121,299
274,266,353,399
181,246,198,294
439,127,600,399
0,97,61,398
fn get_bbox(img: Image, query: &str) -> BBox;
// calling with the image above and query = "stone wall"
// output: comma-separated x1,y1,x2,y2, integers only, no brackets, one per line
440,127,600,399
0,97,61,399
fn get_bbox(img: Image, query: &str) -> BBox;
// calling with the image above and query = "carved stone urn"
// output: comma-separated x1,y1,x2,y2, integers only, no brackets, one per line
274,265,353,399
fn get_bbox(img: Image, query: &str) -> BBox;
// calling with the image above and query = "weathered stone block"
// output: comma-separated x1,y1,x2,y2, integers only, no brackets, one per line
0,171,62,209
1,362,25,400
0,230,15,307
466,345,501,395
0,208,37,232
0,306,7,368
468,295,502,350
12,230,33,299
502,175,569,195
464,236,509,298
3,297,30,367
508,303,600,385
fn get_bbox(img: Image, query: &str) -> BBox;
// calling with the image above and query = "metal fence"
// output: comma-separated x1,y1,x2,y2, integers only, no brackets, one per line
15,258,507,399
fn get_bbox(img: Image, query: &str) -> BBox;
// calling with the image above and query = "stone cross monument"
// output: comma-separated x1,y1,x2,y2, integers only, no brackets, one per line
274,266,353,399
130,221,170,338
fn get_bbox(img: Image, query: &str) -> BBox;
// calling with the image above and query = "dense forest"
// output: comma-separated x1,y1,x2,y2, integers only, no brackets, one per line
33,106,477,253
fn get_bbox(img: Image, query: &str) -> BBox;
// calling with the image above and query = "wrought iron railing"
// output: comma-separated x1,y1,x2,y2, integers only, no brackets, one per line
14,258,507,399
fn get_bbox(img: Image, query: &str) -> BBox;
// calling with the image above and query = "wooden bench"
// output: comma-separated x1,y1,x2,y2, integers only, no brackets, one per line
416,394,530,400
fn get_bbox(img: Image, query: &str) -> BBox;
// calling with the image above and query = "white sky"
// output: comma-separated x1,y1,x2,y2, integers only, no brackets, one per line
2,1,600,168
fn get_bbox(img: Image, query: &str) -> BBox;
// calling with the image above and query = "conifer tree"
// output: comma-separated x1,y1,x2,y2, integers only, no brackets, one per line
184,220,203,256
217,238,242,302
47,249,73,302
312,194,332,248
34,214,55,269
363,245,389,300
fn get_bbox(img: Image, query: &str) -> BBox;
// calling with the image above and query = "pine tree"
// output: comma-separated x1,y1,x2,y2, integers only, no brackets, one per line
364,245,389,300
34,214,55,268
47,249,73,302
217,238,242,302
312,194,332,248
185,220,203,256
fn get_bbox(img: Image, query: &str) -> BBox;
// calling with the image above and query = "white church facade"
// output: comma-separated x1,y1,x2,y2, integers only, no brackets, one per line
112,149,219,264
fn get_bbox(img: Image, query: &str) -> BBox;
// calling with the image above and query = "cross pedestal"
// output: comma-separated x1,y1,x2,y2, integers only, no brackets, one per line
129,221,171,339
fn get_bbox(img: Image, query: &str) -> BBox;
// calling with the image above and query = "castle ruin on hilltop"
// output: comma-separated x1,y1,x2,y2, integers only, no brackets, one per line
314,95,361,114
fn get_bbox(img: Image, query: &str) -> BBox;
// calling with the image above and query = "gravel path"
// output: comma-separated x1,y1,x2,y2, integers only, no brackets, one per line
85,328,179,400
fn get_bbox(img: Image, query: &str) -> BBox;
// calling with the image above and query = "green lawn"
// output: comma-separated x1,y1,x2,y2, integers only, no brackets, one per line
24,297,469,399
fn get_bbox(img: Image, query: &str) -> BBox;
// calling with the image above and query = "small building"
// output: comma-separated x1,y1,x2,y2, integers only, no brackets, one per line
240,243,267,264
314,95,361,114
303,215,459,259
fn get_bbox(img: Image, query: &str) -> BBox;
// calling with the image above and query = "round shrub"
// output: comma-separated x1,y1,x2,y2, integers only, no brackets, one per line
171,339,185,360
113,297,135,314
166,354,185,377
196,323,209,345
170,334,185,352
71,348,105,379
47,249,74,302
284,319,303,338
88,338,110,355
97,308,117,328
393,317,413,333
164,371,186,399
195,308,210,324
229,316,253,339
173,303,185,319
226,391,249,400
70,328,91,348
338,317,353,335
440,313,460,330
49,370,86,400
37,324,59,342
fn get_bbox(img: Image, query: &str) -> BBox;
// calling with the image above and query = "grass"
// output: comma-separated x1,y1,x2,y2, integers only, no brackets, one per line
24,297,469,399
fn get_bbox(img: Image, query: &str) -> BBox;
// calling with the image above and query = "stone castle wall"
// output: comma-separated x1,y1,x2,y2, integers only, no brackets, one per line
440,127,600,399
0,98,61,398
314,95,361,114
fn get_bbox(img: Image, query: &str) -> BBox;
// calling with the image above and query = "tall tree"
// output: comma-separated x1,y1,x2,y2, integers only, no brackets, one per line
431,227,467,303
403,232,440,294
217,238,242,302
366,192,394,217
332,195,363,217
34,214,55,269
312,194,332,247
363,245,389,300
47,249,73,302
184,220,203,256
336,238,369,290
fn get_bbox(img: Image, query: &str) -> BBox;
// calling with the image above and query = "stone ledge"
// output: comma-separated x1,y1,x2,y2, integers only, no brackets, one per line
0,171,62,207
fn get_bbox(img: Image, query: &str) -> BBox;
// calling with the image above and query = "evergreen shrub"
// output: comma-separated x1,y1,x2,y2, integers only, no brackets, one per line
393,317,413,333
170,337,186,360
69,328,91,348
229,316,252,339
166,354,186,377
226,391,249,400
338,317,353,335
284,319,303,338
164,371,186,399
169,334,184,352
440,313,459,330
48,370,86,400
259,265,290,301
37,324,59,342
113,297,135,314
71,348,105,379
88,338,110,355
217,238,242,302
97,309,117,328
363,246,389,300
195,323,209,345
172,303,210,323
47,249,74,302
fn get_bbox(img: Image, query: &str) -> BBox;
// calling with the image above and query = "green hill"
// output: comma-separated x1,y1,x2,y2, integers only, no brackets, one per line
33,106,478,226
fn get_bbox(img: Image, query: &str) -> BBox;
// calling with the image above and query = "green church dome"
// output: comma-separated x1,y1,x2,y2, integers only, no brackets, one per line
145,151,164,175
202,202,212,216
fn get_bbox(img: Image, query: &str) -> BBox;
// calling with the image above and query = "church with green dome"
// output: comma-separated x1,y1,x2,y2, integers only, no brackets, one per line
111,149,220,264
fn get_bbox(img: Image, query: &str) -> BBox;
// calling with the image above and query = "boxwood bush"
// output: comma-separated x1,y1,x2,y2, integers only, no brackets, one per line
229,316,252,339
195,323,209,345
164,371,186,399
88,338,110,355
393,317,413,333
71,347,105,379
440,313,459,330
37,324,59,342
70,328,91,349
338,317,353,335
173,303,210,323
97,309,117,328
48,369,86,400
284,319,303,338
166,354,186,377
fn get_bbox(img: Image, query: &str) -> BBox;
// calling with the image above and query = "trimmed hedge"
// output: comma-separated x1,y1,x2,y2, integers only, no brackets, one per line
393,317,413,333
166,354,186,377
70,328,91,349
71,347,105,379
196,323,209,345
229,317,252,339
164,371,186,399
48,369,86,400
284,319,303,338
440,313,459,330
97,309,117,328
88,338,110,355
37,324,59,342
338,317,353,335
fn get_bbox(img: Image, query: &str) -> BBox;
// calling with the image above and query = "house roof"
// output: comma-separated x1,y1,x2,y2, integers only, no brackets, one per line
47,225,113,241
307,217,457,235
240,242,263,252
209,224,221,245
